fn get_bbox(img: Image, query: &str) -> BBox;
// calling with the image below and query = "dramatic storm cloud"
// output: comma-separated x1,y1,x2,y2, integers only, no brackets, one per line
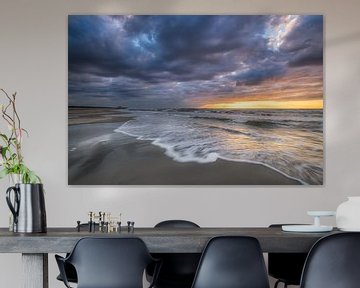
68,15,323,109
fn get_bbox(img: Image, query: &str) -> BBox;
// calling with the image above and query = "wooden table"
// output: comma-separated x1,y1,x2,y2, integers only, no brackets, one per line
0,227,338,288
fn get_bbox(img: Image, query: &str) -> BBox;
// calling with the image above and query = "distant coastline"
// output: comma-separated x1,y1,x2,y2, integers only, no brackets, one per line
68,106,132,126
69,105,127,109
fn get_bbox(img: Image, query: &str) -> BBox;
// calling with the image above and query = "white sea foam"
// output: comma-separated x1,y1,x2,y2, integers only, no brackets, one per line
114,109,323,184
71,134,113,152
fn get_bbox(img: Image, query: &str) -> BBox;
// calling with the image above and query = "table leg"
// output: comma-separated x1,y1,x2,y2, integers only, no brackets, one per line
22,253,48,288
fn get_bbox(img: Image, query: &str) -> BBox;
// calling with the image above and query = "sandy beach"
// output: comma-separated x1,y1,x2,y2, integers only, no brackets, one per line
68,108,301,185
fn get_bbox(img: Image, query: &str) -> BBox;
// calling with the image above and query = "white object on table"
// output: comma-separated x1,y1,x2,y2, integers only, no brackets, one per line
282,211,336,233
336,197,360,231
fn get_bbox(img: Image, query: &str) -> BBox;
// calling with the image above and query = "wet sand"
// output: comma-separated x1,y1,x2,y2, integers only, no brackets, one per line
68,108,301,185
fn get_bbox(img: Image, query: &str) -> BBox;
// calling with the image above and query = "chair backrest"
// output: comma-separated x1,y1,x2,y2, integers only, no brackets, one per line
268,224,308,285
67,237,154,288
151,220,201,286
191,236,270,288
300,232,360,288
155,220,200,228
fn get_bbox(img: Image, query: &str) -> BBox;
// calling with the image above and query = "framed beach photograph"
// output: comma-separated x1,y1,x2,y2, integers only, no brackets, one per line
68,15,323,185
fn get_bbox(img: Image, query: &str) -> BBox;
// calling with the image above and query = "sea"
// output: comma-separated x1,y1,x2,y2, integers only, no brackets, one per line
114,109,323,185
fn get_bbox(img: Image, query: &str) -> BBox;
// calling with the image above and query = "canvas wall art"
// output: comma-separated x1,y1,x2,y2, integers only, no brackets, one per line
68,15,323,185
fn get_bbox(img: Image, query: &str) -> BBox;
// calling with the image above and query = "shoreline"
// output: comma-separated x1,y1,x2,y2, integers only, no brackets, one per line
119,128,305,185
68,111,302,185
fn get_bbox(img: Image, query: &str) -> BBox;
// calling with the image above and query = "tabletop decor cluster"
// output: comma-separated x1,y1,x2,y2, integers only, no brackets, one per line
0,88,46,234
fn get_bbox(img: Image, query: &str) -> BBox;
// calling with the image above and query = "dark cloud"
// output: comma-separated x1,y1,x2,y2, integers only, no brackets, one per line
68,15,323,108
288,50,323,67
69,16,269,83
231,63,286,86
281,16,323,67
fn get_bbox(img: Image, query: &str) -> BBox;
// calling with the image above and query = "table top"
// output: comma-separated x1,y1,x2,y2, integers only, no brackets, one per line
0,227,339,253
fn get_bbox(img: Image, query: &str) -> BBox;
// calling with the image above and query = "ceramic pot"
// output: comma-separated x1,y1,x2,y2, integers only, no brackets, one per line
6,183,47,233
336,197,360,231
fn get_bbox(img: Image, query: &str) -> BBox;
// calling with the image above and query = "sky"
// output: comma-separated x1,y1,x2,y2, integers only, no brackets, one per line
68,15,323,109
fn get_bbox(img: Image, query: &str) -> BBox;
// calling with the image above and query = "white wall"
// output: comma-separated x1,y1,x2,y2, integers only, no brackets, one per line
0,0,360,287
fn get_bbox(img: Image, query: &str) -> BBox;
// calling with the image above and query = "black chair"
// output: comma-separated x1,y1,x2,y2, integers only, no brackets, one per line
191,236,270,288
56,262,77,284
55,237,160,288
147,220,201,288
56,223,99,284
268,224,308,288
300,232,360,288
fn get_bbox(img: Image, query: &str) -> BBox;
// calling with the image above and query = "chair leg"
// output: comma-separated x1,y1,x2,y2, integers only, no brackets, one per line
274,280,290,288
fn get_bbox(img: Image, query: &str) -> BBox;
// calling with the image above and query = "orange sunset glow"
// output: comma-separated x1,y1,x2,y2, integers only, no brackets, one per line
201,99,323,110
194,65,323,110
